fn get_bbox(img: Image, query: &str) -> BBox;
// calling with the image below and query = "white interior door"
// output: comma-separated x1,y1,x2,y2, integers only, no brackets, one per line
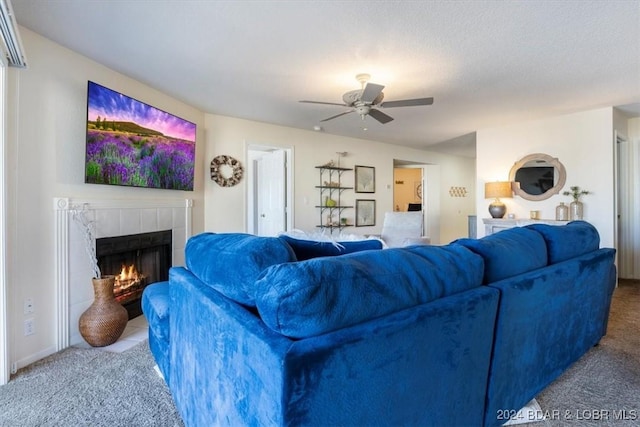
617,136,640,279
256,149,286,236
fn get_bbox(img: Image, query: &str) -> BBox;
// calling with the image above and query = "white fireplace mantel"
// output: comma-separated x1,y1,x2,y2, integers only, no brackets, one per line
54,197,192,350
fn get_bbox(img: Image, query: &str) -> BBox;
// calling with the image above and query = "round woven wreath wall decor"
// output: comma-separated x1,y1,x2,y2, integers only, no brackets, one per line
210,155,244,187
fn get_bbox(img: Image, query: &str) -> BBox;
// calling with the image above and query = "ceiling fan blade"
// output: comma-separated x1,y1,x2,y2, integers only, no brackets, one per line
299,100,348,107
320,110,354,122
368,108,394,124
360,83,385,103
379,97,434,108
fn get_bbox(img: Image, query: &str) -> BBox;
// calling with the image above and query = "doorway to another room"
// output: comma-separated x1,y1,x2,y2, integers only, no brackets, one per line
247,145,294,237
393,160,441,244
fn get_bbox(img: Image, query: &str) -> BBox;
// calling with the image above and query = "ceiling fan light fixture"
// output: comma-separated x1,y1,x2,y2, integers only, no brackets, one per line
300,72,433,125
355,73,371,86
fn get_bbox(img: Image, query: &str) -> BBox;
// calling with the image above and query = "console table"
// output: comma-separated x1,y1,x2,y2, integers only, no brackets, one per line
483,218,569,236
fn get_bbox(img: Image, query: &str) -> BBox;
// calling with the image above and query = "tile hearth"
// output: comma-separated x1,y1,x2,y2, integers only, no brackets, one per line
74,315,148,353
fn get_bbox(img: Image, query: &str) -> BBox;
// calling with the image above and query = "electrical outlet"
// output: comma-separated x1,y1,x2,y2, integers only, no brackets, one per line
24,298,34,314
24,318,35,336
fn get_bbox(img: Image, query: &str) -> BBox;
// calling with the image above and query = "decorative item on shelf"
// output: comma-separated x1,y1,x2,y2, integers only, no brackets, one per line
79,275,128,347
322,160,335,167
530,210,540,220
484,181,512,218
562,186,590,220
326,214,334,226
325,196,337,207
340,217,348,225
210,155,244,187
555,202,569,221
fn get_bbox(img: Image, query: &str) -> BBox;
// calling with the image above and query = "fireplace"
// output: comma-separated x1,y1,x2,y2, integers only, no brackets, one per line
96,230,172,319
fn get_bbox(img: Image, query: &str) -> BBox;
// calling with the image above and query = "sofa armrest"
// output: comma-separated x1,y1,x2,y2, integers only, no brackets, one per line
483,248,616,427
168,267,293,427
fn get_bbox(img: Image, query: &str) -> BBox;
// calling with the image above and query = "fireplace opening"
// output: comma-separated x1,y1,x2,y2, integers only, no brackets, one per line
96,230,172,319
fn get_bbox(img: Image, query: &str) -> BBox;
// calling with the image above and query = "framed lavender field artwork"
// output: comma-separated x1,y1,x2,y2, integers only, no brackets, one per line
355,165,375,193
85,81,196,191
356,199,376,227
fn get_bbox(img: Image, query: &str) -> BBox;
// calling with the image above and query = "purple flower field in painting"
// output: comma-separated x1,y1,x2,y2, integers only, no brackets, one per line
85,129,195,190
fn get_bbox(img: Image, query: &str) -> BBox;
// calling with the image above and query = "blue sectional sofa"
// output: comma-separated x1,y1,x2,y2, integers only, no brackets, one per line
142,221,616,427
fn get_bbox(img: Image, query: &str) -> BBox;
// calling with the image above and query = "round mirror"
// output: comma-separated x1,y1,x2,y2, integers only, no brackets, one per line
509,153,566,201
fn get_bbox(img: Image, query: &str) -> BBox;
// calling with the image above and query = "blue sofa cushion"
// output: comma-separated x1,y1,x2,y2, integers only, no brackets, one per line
255,244,484,338
185,233,297,306
278,235,383,260
141,281,170,342
455,227,547,284
526,220,600,264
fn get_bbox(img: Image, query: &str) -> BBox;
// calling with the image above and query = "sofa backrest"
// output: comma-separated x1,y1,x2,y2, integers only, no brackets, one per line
185,233,297,306
526,220,600,264
254,244,484,338
455,227,548,284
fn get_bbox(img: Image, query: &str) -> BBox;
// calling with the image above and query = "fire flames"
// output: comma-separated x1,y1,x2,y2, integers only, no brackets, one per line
114,264,144,293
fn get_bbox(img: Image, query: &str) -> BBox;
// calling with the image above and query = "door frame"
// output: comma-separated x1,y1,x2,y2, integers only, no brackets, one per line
246,143,294,235
0,62,8,384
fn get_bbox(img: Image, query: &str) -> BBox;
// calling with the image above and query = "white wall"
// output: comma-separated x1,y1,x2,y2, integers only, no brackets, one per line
203,114,477,244
6,28,206,368
629,117,640,138
476,108,615,246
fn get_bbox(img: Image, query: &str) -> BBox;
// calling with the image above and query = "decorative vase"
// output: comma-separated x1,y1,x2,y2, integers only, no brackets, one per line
79,275,128,347
325,196,337,207
569,200,583,220
555,202,569,221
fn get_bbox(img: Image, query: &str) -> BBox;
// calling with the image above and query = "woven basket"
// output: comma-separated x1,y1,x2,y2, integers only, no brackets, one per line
79,275,128,347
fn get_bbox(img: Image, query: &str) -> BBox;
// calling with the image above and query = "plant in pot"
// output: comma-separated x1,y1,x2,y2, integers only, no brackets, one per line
71,206,128,347
562,186,590,220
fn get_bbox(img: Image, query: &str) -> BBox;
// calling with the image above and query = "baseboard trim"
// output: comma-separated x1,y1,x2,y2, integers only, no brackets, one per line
13,345,58,373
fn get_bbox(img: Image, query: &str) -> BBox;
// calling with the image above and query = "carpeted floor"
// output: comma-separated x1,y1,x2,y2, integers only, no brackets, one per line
0,341,183,426
0,280,638,426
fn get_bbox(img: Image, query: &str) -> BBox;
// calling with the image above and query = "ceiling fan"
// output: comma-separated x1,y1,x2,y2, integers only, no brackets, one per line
300,73,434,124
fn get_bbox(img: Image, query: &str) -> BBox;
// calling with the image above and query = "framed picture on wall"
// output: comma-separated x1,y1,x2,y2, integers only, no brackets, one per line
355,165,375,193
355,199,376,227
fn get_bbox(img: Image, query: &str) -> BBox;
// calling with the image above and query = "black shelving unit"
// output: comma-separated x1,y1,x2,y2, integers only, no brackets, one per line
315,166,353,234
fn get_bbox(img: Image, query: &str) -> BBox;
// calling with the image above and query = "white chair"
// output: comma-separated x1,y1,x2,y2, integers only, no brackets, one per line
380,211,431,248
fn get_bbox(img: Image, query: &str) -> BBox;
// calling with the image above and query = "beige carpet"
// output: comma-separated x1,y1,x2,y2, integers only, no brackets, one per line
523,279,640,426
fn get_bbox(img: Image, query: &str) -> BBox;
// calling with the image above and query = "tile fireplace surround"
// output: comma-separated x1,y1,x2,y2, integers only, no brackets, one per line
54,197,193,350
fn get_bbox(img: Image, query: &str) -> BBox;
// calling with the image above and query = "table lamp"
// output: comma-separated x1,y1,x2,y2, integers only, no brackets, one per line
485,181,512,218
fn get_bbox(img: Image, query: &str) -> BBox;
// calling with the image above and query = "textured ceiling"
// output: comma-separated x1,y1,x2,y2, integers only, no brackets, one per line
12,0,640,157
